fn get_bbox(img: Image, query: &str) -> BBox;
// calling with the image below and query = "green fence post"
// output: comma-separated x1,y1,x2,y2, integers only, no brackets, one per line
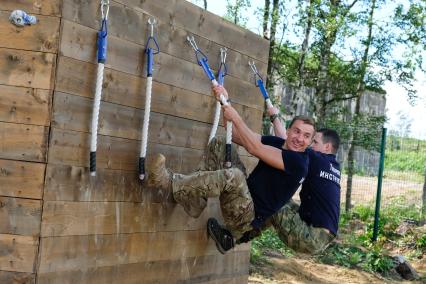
372,127,387,242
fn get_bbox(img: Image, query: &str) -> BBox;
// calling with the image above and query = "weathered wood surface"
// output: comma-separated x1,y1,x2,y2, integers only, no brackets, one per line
55,56,263,130
0,11,60,53
59,20,264,111
38,231,249,273
0,159,45,199
48,127,204,172
0,197,41,236
0,0,61,16
0,234,38,273
0,48,56,89
0,85,51,126
0,122,48,162
0,271,35,284
114,0,269,63
61,0,267,82
37,252,249,284
41,199,225,237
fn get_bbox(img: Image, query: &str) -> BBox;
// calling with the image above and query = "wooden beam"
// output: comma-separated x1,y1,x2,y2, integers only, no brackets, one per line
0,48,56,90
37,251,249,284
0,234,38,273
0,85,51,126
0,197,41,236
0,159,45,199
0,122,48,162
0,11,59,53
41,199,224,237
38,231,249,273
47,127,205,172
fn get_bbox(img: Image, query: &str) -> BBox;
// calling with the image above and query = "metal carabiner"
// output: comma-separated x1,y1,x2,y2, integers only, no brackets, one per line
249,60,263,86
220,47,228,64
186,35,199,52
101,0,110,20
148,17,156,38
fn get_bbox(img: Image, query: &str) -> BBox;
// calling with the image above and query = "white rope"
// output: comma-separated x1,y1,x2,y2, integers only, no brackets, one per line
139,77,152,180
208,101,221,143
90,63,105,176
226,121,232,146
265,98,273,109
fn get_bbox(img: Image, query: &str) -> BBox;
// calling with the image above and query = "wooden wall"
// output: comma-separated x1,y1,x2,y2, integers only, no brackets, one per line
0,0,268,283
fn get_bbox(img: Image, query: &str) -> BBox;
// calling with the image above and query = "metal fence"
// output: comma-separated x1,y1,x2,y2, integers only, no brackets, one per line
338,128,425,215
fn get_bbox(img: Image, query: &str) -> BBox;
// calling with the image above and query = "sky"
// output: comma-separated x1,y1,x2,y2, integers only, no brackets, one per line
190,0,426,139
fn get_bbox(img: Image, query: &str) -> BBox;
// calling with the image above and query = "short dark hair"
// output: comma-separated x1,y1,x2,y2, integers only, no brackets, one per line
317,128,340,154
288,115,316,130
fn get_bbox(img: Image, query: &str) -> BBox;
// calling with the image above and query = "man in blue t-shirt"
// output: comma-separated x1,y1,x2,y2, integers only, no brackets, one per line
266,106,341,253
147,85,315,254
271,128,341,253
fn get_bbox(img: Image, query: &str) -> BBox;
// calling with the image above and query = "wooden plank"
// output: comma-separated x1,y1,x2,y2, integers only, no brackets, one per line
0,122,48,162
0,197,41,236
47,127,204,172
61,0,268,82
115,0,270,63
59,20,263,111
0,11,60,52
0,234,38,273
0,159,45,199
0,85,51,126
52,92,213,149
44,165,143,202
41,199,224,236
0,48,56,89
38,231,249,273
37,251,249,284
0,0,61,16
55,56,263,130
0,271,35,284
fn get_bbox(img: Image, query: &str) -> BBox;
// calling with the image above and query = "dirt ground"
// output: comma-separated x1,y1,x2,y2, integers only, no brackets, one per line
248,253,425,284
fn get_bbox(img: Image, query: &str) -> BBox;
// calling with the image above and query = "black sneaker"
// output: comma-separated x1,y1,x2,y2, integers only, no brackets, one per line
207,218,234,254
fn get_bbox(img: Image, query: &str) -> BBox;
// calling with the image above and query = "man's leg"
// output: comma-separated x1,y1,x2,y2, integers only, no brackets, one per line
271,200,334,254
173,168,254,239
196,137,247,176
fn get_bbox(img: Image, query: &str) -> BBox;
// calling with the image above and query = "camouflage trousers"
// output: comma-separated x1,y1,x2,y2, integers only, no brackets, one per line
172,137,253,239
271,200,335,254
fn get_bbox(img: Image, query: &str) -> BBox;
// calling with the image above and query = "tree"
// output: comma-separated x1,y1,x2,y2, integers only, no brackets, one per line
423,166,426,220
224,0,251,26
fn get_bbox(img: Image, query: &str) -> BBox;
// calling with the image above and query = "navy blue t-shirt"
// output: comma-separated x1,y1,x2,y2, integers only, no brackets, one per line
298,148,341,236
247,136,309,226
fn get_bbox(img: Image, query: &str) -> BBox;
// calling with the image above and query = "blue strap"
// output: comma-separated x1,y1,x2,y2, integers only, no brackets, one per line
146,48,154,77
200,57,215,81
217,63,227,85
97,19,108,63
257,79,269,99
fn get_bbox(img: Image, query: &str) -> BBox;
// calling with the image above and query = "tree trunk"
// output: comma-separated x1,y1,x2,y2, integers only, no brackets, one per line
423,166,426,220
266,0,279,92
345,0,376,212
203,0,207,10
263,0,270,39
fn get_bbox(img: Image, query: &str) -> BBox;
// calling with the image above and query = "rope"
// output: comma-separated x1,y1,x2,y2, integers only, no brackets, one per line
208,47,228,144
139,18,159,181
187,36,232,168
90,0,110,177
249,61,273,109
